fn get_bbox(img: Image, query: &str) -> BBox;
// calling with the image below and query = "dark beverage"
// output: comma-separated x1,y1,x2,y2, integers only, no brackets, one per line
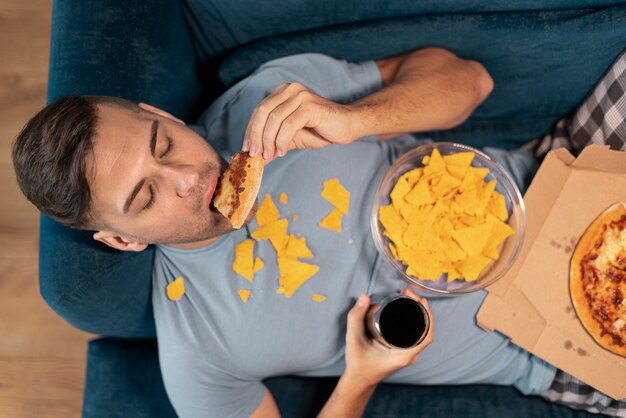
377,297,429,349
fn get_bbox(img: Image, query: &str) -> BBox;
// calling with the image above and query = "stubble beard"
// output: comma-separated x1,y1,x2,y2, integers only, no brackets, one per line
152,156,256,245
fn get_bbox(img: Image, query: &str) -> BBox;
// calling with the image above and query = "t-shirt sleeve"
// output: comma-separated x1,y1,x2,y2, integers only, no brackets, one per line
194,53,383,156
158,342,266,418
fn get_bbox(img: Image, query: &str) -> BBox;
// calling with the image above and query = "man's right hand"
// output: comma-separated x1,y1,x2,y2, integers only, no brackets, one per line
344,288,434,387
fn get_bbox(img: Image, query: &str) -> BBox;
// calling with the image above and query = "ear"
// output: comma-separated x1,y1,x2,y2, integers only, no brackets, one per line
93,230,148,252
138,102,186,125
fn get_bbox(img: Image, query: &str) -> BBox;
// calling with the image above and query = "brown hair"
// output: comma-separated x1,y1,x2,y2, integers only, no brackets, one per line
12,95,138,229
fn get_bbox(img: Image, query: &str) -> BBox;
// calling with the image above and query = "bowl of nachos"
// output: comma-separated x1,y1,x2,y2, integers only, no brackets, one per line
371,142,526,294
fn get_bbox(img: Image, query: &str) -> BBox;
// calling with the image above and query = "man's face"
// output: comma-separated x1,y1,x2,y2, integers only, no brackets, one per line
88,104,250,249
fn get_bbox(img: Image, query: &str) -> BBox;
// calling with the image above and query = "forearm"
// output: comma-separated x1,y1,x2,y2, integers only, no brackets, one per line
348,48,493,139
317,373,377,418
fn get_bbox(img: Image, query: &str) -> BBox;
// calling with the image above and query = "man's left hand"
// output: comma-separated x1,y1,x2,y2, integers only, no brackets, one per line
242,82,355,163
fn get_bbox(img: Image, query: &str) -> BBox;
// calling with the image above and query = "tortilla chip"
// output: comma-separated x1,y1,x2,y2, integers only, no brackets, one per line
398,203,421,223
400,168,423,188
487,193,508,221
166,276,185,301
484,213,515,251
285,235,314,259
406,251,444,281
404,179,435,206
443,238,467,262
319,208,342,232
424,148,446,175
251,218,289,252
379,204,404,228
390,176,412,210
276,257,320,297
443,152,474,167
446,164,469,180
312,294,326,302
256,194,280,226
446,265,463,282
232,239,255,282
432,172,461,198
483,244,499,259
253,257,264,273
451,223,492,256
457,255,492,281
279,192,288,204
321,178,350,214
460,215,486,227
237,289,251,302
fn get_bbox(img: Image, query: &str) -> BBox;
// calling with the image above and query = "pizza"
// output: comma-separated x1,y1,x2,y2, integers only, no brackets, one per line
570,202,626,357
213,152,264,229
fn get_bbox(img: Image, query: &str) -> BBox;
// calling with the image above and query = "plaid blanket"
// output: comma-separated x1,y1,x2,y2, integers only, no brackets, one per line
525,48,626,158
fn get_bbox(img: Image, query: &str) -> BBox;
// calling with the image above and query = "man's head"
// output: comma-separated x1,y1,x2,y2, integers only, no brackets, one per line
13,95,247,251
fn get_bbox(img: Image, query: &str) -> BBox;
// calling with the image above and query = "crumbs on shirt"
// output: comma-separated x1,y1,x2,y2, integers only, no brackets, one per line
319,178,350,233
249,193,319,298
311,294,326,302
166,276,185,301
231,179,352,302
237,289,252,302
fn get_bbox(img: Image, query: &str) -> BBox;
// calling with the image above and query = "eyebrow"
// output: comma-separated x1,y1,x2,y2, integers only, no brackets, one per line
123,120,158,214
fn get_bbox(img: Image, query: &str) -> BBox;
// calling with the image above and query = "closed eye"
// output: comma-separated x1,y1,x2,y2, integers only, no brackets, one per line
160,137,173,158
143,184,155,210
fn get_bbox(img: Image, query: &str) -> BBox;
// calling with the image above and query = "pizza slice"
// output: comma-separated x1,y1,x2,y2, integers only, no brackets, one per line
570,202,626,357
213,152,264,229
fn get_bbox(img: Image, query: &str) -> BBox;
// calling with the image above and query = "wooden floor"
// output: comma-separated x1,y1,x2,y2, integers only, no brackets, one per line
0,1,93,417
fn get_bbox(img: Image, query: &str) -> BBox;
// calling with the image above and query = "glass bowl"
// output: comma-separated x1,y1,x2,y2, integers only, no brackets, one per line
370,142,526,295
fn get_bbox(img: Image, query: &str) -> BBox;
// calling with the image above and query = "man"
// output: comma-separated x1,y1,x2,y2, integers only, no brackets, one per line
13,47,625,417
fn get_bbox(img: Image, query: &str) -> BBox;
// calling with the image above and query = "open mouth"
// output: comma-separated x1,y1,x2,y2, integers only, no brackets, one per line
206,175,221,214
207,157,234,215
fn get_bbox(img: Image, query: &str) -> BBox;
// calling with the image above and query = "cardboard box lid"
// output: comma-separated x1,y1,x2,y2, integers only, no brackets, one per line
478,145,626,399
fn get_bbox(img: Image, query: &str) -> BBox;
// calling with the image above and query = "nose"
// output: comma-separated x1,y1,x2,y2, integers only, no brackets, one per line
169,164,199,198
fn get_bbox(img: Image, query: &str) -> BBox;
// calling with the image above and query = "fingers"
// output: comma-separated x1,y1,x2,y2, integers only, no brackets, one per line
274,106,312,156
261,95,303,159
244,83,305,158
243,83,290,154
346,294,370,345
400,287,422,301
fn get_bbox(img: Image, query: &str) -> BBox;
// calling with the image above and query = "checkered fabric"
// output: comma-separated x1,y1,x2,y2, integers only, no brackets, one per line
524,48,626,158
541,370,626,417
524,47,626,416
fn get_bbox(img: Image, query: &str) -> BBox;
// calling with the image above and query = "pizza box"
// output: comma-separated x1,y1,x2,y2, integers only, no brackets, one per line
477,144,626,399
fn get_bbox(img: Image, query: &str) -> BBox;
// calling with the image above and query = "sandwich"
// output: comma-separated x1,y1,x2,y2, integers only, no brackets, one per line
213,152,264,229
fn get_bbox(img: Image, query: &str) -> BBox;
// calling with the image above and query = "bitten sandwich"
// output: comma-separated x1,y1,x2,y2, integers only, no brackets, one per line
213,152,264,229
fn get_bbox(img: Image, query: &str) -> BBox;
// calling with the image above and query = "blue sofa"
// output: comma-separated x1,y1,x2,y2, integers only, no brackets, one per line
43,0,625,416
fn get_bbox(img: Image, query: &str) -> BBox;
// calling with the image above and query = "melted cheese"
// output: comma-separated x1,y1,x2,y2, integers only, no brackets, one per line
592,227,626,271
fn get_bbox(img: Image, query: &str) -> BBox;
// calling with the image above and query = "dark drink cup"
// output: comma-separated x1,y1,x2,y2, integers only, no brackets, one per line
367,295,430,350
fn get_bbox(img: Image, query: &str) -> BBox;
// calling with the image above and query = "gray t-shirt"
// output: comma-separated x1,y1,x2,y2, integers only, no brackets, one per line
152,53,556,418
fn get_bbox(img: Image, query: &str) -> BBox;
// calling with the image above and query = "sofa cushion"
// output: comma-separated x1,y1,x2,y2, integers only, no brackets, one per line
182,0,625,63
215,6,626,149
83,337,598,418
39,215,156,337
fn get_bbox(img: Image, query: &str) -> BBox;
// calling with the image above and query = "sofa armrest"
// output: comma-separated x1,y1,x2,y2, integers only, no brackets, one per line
41,0,203,337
